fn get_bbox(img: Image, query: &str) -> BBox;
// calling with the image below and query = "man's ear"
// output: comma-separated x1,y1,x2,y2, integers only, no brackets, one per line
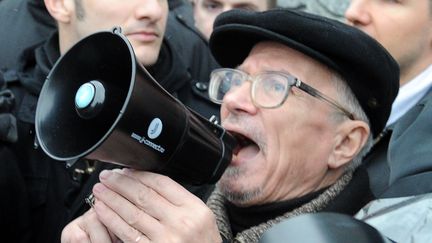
44,0,74,23
328,120,370,169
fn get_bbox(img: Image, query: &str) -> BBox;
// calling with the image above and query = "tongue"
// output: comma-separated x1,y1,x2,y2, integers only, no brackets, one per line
236,144,260,161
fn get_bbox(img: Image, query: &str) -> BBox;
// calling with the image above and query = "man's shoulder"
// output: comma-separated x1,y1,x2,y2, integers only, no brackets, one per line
164,12,211,58
393,86,432,131
365,86,432,198
0,0,54,70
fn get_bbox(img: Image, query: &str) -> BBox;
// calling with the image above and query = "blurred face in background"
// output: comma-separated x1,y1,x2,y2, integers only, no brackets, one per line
345,0,432,85
193,0,269,40
46,0,168,66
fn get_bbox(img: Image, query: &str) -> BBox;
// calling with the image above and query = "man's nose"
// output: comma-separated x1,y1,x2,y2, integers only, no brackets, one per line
345,0,371,27
222,82,257,115
135,0,165,21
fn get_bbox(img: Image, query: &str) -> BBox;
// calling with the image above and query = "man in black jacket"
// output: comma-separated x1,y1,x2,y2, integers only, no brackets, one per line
61,9,400,243
0,0,219,242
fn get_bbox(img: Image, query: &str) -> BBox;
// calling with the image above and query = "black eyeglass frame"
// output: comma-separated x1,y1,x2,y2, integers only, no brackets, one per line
209,68,355,120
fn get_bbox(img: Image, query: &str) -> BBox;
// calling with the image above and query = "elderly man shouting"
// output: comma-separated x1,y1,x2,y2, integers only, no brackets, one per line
61,9,399,243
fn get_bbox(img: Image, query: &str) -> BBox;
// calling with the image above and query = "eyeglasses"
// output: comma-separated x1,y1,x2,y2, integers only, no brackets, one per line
209,68,354,120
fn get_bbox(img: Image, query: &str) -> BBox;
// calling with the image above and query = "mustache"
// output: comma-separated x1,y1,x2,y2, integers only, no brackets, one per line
222,114,267,155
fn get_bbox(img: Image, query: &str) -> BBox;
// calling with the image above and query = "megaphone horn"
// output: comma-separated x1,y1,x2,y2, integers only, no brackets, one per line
35,27,236,185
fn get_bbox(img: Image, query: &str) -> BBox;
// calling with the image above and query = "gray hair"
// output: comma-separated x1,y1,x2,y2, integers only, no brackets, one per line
331,73,374,172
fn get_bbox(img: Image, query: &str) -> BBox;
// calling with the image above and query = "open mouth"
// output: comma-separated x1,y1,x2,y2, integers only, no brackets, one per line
230,132,260,163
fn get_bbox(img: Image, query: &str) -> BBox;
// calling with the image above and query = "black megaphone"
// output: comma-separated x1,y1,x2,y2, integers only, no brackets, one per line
35,27,236,185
